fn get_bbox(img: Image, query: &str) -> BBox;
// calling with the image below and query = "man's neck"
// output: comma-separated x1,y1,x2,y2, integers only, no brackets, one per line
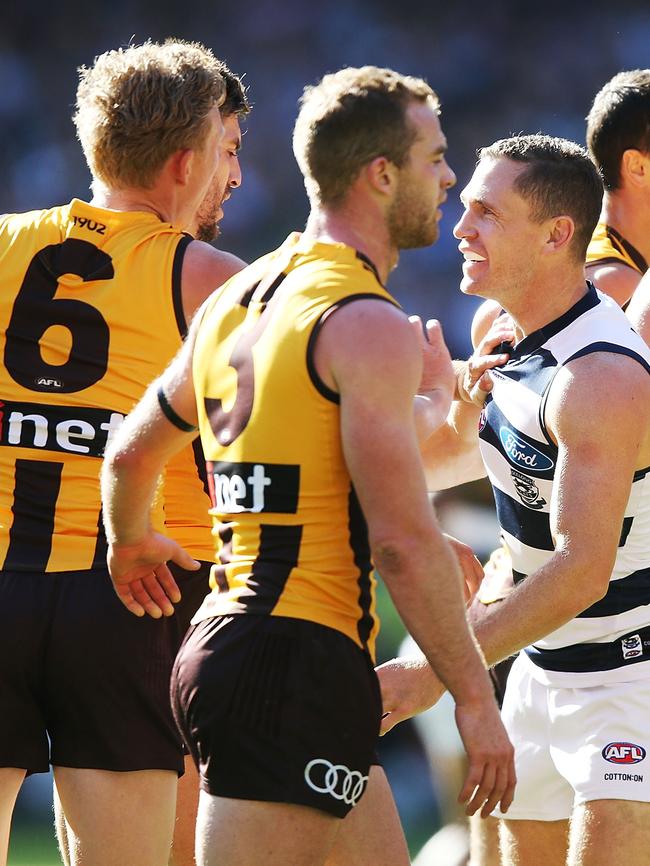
90,185,173,225
601,189,650,264
499,272,589,343
302,201,397,284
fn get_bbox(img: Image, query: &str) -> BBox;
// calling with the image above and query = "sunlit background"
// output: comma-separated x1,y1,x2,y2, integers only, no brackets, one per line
3,0,649,861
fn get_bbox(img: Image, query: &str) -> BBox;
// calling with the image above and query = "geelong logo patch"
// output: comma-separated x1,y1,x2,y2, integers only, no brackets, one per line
602,742,646,764
499,426,554,472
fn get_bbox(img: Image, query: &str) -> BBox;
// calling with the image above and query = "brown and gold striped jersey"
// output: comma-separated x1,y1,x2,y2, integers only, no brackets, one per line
190,233,400,659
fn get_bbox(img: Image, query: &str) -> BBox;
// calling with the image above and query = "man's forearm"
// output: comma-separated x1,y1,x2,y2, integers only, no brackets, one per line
468,550,610,666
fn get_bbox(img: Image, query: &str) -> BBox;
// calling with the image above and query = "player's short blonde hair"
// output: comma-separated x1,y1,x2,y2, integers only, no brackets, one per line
293,66,438,206
74,40,226,190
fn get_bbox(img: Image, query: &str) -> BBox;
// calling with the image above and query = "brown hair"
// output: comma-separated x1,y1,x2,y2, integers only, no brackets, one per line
74,40,227,189
586,69,650,191
479,134,603,263
293,65,437,206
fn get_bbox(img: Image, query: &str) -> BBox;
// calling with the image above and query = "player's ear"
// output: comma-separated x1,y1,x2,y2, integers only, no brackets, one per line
545,216,574,254
169,149,194,186
621,149,650,189
364,156,399,197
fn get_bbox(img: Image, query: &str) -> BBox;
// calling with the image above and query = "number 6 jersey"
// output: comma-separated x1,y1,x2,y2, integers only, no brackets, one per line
191,233,399,660
0,199,191,572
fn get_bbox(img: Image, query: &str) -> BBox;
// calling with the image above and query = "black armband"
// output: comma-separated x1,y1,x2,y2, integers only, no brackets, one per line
157,385,198,433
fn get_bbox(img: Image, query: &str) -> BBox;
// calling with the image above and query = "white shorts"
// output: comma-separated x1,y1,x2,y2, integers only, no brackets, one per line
496,653,650,821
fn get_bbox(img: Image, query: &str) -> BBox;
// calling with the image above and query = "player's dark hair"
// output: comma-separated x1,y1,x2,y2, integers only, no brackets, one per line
479,134,603,263
586,69,650,191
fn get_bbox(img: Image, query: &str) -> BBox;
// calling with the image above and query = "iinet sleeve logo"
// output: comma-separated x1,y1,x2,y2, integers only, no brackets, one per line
602,742,646,764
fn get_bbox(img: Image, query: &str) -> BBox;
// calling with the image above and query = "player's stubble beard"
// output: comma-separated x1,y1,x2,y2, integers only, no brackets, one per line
387,172,440,250
194,190,223,243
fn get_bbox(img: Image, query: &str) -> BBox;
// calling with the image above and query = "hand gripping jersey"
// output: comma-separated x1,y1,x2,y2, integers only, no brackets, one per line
191,234,399,660
585,221,648,278
0,199,208,572
478,284,650,687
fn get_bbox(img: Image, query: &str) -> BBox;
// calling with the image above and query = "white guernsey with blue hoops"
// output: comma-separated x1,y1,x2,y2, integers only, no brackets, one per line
479,283,650,689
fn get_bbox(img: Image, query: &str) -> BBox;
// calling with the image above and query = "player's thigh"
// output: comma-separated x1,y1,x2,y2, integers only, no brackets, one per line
53,766,176,866
500,817,568,866
469,812,500,866
0,768,26,866
47,568,183,774
325,764,409,866
568,799,650,866
171,755,200,866
196,791,339,866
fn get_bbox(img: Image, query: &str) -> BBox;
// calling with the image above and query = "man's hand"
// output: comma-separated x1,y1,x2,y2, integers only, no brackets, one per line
377,654,517,817
376,656,445,735
457,313,514,406
107,531,200,618
410,317,455,438
477,545,515,604
455,696,516,817
444,533,484,603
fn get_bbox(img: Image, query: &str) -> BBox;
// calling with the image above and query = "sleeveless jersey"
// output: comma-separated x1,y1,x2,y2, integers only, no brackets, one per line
585,222,648,278
478,284,650,687
190,233,400,660
0,199,199,572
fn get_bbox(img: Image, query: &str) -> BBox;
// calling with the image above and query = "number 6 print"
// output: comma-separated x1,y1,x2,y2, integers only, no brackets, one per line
4,238,113,393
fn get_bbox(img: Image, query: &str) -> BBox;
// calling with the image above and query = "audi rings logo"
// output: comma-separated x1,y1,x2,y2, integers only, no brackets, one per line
304,758,368,807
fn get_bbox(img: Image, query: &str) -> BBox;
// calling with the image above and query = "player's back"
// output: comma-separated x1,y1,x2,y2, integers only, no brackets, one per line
0,199,187,572
191,233,399,659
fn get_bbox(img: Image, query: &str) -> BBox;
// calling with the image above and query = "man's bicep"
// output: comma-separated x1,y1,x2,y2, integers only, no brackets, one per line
547,360,649,568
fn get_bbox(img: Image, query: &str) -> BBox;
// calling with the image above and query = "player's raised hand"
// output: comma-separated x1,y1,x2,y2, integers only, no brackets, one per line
107,531,200,618
458,313,514,406
444,533,484,604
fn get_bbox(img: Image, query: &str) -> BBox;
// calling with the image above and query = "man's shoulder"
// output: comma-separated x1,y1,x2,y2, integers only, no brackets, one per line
180,240,248,322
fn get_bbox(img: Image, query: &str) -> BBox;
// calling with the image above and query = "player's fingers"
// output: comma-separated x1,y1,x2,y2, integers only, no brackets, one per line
498,757,517,814
408,315,424,342
168,546,201,575
152,562,182,604
464,762,496,817
129,577,163,619
115,584,145,617
425,318,444,346
140,571,176,617
458,762,483,807
479,763,509,818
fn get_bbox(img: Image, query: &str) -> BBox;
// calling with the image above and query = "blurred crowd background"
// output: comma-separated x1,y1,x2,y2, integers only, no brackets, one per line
3,0,650,862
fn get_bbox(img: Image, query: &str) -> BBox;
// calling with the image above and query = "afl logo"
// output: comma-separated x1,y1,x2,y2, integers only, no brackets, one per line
602,742,646,764
499,426,554,473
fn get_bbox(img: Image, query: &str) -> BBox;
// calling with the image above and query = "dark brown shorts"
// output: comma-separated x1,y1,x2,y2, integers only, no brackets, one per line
167,559,212,648
0,567,186,774
171,614,382,818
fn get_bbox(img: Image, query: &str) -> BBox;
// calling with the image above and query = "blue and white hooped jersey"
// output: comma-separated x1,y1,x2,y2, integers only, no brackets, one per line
478,283,650,687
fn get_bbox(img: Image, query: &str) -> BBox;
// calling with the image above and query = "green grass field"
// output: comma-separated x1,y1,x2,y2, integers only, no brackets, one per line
8,824,60,866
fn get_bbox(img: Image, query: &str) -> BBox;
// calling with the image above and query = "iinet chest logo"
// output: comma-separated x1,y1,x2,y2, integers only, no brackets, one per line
207,460,300,515
0,400,125,458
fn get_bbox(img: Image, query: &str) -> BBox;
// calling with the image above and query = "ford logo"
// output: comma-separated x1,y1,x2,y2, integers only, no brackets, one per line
499,426,554,472
602,742,646,764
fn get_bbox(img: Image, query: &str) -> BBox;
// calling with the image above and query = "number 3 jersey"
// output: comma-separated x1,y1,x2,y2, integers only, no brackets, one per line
478,284,650,687
190,233,399,660
0,199,208,572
